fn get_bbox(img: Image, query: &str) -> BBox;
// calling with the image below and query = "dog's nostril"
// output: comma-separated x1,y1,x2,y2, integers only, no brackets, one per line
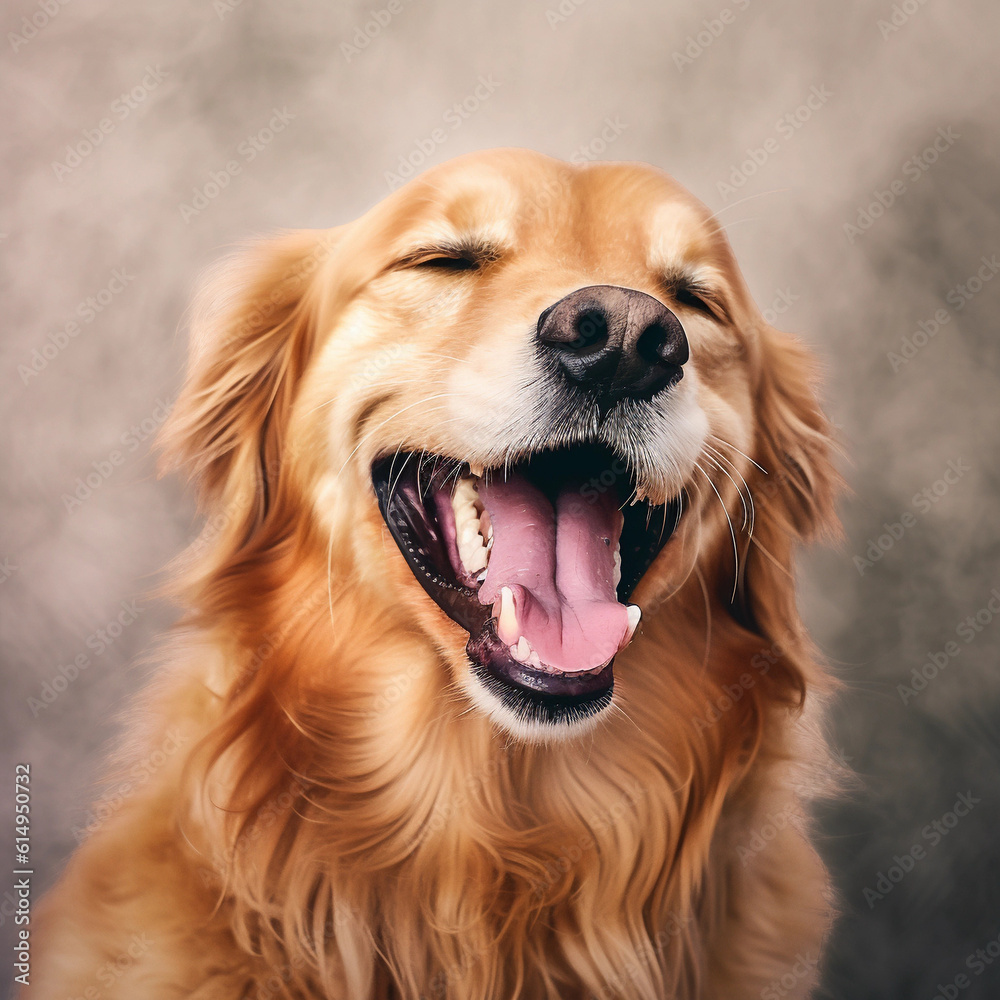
636,323,668,364
570,310,608,351
636,319,688,368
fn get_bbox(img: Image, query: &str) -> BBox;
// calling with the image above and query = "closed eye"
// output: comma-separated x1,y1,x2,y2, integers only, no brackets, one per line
414,253,479,271
660,270,730,323
674,285,716,317
392,240,502,274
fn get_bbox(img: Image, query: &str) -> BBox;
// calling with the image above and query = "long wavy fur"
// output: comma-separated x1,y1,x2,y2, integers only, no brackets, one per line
30,156,843,1000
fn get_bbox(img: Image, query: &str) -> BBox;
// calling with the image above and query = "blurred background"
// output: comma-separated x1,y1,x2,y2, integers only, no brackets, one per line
2,1,999,996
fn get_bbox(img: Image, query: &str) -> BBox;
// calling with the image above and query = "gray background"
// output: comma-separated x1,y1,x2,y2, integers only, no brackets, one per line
3,1,999,996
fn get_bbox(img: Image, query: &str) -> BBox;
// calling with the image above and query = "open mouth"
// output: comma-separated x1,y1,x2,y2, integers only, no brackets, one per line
372,444,680,728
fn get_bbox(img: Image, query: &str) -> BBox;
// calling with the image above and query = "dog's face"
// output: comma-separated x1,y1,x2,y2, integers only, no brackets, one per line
166,149,833,744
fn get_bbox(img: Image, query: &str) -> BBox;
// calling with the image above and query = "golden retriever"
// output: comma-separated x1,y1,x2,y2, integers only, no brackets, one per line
30,148,841,1000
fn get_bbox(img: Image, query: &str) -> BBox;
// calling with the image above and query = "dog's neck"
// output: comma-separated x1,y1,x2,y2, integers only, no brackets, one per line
178,560,793,999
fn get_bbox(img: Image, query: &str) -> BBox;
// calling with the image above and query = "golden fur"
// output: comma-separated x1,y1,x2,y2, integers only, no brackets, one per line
30,149,842,999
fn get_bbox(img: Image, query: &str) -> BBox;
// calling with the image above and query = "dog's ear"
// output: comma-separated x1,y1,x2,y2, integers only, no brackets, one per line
751,325,839,543
728,322,842,698
159,229,339,545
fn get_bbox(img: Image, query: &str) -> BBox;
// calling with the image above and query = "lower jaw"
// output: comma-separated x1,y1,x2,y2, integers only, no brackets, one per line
465,661,615,734
465,619,614,704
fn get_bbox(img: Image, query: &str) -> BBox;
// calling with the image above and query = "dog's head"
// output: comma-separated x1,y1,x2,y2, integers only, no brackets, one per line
162,148,837,744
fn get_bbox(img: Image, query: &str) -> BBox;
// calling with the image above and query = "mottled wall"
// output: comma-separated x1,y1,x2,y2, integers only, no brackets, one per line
3,1,999,996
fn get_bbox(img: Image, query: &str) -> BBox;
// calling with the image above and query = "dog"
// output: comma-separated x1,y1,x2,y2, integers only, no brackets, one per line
30,148,841,999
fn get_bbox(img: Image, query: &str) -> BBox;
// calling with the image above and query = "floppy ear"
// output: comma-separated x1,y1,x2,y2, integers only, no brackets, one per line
752,326,839,542
728,323,842,697
159,230,338,546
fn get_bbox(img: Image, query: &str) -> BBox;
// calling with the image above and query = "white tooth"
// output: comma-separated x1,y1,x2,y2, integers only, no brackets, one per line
452,478,479,512
497,586,517,642
460,525,485,554
468,461,484,477
476,569,488,584
515,636,531,661
454,504,478,527
457,523,487,573
612,545,621,587
625,604,641,641
509,643,527,662
466,546,488,573
528,651,542,668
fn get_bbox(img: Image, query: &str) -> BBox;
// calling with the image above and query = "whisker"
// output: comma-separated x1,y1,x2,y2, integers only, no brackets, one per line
715,218,760,235
386,450,417,509
415,352,472,365
694,460,740,602
705,188,789,224
749,534,792,579
705,442,756,539
701,450,748,531
608,699,642,735
334,393,452,482
416,447,428,498
657,494,673,545
708,433,767,474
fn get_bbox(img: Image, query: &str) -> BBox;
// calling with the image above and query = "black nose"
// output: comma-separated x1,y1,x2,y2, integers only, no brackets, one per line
536,285,689,406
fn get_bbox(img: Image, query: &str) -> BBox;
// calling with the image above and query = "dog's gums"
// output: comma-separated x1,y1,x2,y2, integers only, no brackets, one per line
373,444,681,724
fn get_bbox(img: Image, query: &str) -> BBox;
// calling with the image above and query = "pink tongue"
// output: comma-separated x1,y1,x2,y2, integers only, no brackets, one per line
477,474,632,673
